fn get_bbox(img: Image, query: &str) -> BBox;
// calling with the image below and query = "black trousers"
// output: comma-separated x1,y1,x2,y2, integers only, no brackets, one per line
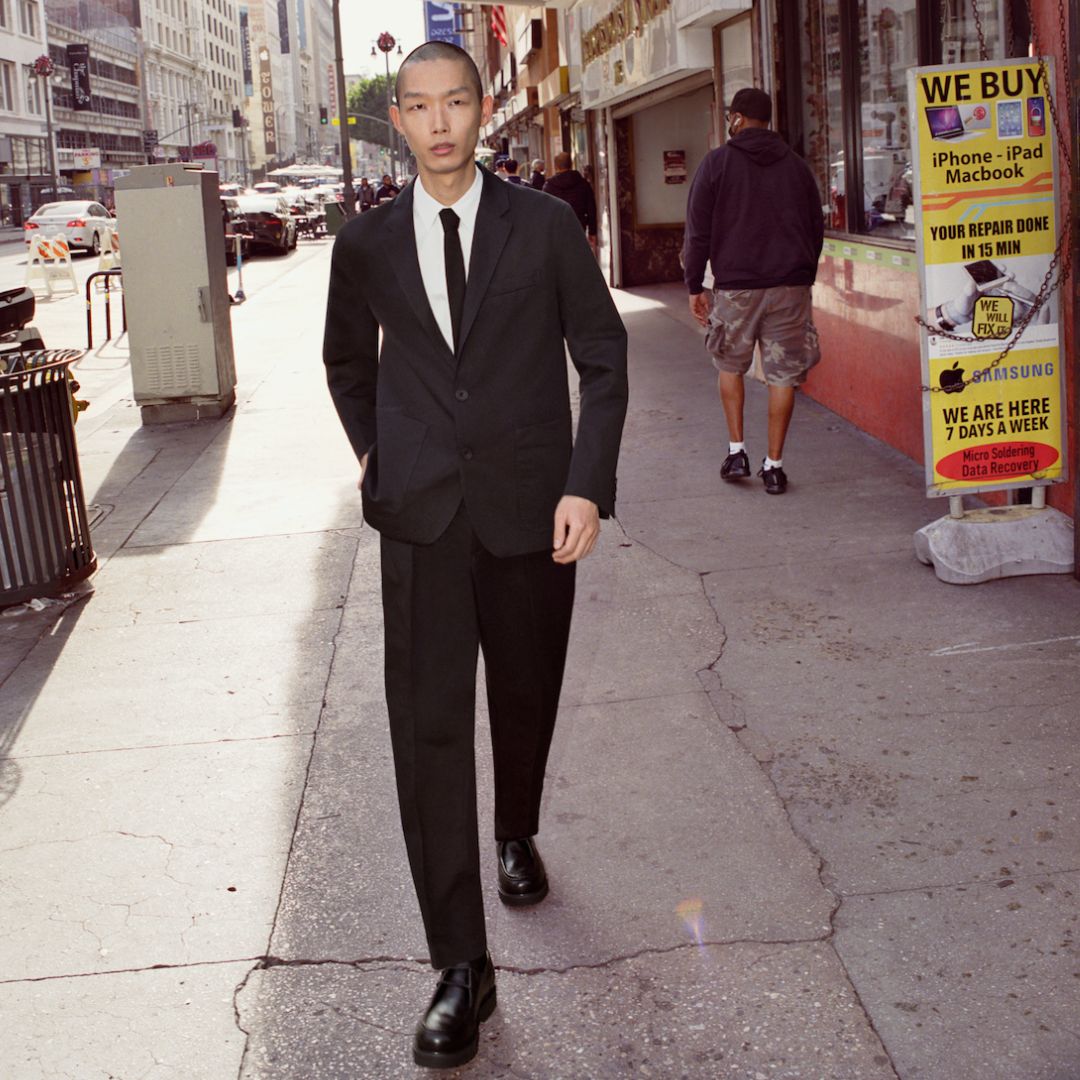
380,505,576,969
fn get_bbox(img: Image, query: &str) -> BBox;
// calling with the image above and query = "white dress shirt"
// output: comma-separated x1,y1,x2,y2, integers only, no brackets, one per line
413,166,483,350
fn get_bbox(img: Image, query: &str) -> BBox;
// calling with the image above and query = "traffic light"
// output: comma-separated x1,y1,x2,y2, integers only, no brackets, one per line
319,106,328,125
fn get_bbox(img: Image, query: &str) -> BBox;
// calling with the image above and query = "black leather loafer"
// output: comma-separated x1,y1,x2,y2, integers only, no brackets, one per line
720,449,751,479
497,837,549,906
758,463,788,494
413,952,497,1069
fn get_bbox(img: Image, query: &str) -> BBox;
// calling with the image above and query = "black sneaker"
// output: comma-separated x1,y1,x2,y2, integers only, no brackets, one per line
758,463,787,494
720,449,751,480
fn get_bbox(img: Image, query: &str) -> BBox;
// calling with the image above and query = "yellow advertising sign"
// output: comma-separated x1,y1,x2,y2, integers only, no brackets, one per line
909,57,1066,495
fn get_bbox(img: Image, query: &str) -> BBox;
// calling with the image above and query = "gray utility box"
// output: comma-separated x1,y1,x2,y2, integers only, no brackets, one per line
115,164,236,424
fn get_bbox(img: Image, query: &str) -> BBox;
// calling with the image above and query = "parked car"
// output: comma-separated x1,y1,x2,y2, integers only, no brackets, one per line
221,196,252,264
235,195,297,253
24,200,116,255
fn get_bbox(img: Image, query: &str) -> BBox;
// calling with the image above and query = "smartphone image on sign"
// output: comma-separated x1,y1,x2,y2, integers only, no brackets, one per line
1027,96,1046,137
965,259,1009,291
997,100,1024,138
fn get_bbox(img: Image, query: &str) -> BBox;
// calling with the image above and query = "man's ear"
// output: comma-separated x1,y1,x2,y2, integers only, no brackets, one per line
480,94,494,126
390,104,404,135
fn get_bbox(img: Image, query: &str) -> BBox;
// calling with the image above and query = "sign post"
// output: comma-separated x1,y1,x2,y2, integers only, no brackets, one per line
909,56,1074,582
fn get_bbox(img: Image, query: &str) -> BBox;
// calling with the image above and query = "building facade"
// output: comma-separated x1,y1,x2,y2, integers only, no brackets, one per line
193,0,247,182
0,0,53,225
240,0,292,175
459,0,1076,521
45,0,144,202
139,0,212,170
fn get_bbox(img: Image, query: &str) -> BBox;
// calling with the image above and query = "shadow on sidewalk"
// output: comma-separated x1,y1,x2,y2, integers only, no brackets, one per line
0,404,235,810
0,595,90,811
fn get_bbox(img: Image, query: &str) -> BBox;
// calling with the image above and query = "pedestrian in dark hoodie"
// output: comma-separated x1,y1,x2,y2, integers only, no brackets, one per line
529,158,546,190
543,152,597,253
683,88,824,495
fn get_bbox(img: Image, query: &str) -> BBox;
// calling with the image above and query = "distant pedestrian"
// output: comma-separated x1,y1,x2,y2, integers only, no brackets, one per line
543,151,597,254
494,156,509,180
529,158,545,190
358,177,375,212
504,158,525,185
683,88,824,495
375,174,400,204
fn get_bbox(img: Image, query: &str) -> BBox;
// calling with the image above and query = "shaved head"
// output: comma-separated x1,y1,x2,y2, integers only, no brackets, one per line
395,41,483,105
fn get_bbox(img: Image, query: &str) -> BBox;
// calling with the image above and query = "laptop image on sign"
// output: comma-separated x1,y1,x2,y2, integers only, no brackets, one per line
925,105,986,142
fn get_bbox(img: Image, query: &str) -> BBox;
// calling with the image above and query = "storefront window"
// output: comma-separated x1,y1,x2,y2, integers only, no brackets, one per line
859,0,919,240
939,0,1002,63
800,0,846,228
796,0,1008,244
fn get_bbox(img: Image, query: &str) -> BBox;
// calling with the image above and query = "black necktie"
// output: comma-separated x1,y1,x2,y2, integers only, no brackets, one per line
440,207,466,352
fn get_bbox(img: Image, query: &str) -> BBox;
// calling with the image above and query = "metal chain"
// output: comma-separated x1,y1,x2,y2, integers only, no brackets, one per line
917,5,1073,393
970,0,989,59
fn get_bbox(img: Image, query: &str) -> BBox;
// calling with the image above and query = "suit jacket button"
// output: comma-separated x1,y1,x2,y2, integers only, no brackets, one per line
461,447,473,461
455,388,469,401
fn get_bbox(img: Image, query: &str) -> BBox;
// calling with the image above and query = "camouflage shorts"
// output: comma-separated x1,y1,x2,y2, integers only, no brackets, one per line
705,285,821,387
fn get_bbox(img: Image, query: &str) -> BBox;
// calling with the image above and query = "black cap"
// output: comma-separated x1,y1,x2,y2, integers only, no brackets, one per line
729,87,772,123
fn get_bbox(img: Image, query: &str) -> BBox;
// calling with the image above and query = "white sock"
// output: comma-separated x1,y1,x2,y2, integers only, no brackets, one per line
763,456,783,470
729,441,746,455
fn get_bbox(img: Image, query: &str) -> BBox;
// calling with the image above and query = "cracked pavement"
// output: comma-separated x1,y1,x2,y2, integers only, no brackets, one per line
0,247,1077,1078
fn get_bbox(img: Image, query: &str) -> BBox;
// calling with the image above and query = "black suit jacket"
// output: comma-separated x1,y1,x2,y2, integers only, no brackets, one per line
323,167,628,558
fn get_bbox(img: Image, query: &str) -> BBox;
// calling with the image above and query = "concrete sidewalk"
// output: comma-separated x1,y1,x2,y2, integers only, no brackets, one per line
0,242,1077,1080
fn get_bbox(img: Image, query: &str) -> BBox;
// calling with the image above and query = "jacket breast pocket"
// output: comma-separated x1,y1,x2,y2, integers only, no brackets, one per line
365,407,428,509
514,417,571,525
486,269,541,298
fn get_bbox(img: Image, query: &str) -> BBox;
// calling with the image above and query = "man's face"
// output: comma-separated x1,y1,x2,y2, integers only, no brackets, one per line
391,58,493,178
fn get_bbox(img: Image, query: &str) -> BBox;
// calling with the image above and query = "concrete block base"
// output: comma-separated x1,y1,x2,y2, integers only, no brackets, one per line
914,504,1075,585
139,392,235,425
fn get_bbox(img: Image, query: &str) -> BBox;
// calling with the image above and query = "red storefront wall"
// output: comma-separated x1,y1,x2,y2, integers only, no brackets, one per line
802,3,1075,520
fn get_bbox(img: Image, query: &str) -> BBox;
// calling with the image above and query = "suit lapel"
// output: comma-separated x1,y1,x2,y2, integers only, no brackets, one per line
458,170,511,358
383,181,455,363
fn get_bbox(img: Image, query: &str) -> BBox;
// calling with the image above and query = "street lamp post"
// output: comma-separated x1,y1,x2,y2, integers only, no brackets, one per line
236,119,249,188
33,55,59,196
180,102,199,162
373,33,403,182
331,0,356,215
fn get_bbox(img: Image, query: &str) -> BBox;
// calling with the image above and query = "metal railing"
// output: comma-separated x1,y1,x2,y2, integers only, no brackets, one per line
85,270,125,348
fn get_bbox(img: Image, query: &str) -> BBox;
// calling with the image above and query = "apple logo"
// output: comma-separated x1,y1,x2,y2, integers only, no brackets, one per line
939,361,965,394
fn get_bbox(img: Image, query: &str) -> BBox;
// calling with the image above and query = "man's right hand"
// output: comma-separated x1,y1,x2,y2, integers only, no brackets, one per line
689,292,711,327
357,453,368,491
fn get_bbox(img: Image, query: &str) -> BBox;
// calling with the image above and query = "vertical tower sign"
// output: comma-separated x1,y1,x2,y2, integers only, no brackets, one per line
258,46,277,156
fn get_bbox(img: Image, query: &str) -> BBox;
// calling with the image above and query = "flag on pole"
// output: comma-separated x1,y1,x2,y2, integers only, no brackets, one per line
491,4,508,46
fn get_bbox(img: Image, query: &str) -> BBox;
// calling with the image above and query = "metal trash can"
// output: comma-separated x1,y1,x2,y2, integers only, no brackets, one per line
324,200,348,236
0,351,96,606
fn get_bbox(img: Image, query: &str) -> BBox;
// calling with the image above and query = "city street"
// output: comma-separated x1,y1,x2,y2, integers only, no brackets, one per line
1,235,1078,1079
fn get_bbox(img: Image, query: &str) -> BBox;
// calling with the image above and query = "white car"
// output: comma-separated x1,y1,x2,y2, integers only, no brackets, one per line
24,200,116,255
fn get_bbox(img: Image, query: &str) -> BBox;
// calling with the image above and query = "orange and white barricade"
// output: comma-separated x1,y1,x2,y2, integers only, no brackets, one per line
97,227,121,272
25,234,79,297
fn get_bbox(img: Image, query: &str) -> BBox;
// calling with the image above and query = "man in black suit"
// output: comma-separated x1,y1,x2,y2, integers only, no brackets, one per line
323,41,628,1070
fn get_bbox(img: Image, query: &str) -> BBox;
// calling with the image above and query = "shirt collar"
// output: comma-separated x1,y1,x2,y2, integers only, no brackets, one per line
413,165,483,235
